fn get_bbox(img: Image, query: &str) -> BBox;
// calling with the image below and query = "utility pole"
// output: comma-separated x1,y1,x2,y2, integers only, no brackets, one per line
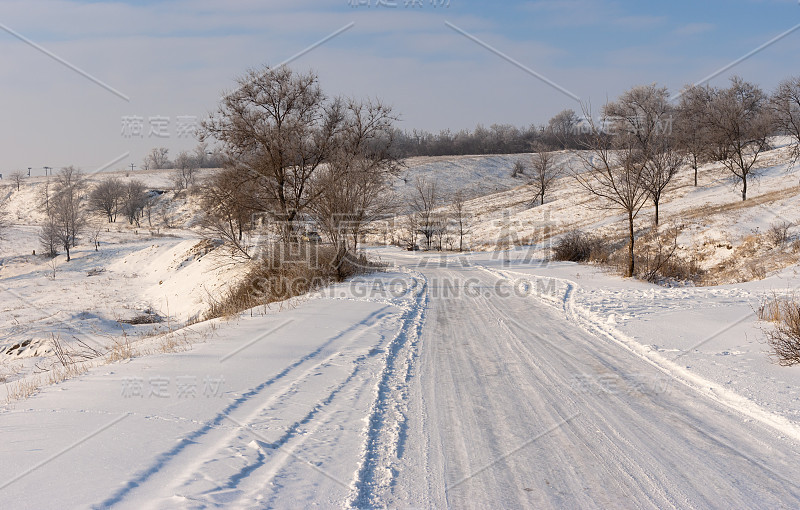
27,167,31,177
129,163,135,173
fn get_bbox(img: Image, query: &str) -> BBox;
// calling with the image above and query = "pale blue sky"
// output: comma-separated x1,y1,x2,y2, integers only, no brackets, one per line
0,0,798,172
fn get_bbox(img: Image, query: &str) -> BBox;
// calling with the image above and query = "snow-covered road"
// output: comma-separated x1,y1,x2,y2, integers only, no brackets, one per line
391,257,800,508
2,252,800,508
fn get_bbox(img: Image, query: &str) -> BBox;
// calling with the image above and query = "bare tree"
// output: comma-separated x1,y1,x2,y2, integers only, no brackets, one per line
573,106,649,277
643,143,683,226
676,85,713,186
401,212,419,250
528,142,562,206
771,76,800,165
310,99,399,265
88,221,102,251
145,147,171,170
40,178,52,217
604,84,681,226
120,180,149,226
201,66,343,241
90,177,125,222
39,217,59,257
411,176,439,250
433,211,448,251
172,151,198,190
451,190,470,252
545,109,580,148
9,170,24,192
705,76,774,201
199,167,260,259
45,167,86,261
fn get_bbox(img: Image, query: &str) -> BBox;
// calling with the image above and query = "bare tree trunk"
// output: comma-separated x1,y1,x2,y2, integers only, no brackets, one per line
742,175,747,201
627,211,635,278
654,201,659,226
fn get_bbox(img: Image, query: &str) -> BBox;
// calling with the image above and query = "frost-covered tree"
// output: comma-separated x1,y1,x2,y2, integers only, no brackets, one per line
144,147,171,170
528,142,562,206
705,76,774,201
172,151,198,190
675,85,713,186
120,180,149,226
573,105,649,277
604,84,681,226
771,76,800,165
90,177,125,222
10,170,24,192
44,167,86,261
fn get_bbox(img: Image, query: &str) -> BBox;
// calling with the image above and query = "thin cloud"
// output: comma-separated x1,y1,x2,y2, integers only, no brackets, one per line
674,22,716,37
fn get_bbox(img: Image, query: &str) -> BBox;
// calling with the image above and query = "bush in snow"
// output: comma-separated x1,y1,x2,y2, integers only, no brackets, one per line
552,230,608,263
767,221,791,247
762,298,800,366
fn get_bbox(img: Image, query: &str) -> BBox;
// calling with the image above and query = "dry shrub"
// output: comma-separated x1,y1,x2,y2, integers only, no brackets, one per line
205,243,383,320
119,308,163,325
746,263,767,281
554,228,701,284
634,228,702,284
767,221,791,247
552,230,610,263
762,297,800,366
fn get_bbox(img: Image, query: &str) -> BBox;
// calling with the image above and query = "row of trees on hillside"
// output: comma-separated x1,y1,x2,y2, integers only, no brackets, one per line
35,169,160,260
391,76,800,163
572,75,800,277
142,144,223,171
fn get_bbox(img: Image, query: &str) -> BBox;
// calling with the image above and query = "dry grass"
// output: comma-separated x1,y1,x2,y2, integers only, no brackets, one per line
4,335,100,404
678,185,800,222
105,336,138,363
205,243,384,320
158,332,193,354
5,377,42,402
757,293,797,323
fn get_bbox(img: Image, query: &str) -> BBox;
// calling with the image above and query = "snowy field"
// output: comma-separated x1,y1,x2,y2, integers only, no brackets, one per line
2,150,800,507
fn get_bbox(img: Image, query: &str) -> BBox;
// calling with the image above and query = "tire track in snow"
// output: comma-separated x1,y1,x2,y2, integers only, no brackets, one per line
349,271,428,508
478,264,800,445
95,306,394,508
